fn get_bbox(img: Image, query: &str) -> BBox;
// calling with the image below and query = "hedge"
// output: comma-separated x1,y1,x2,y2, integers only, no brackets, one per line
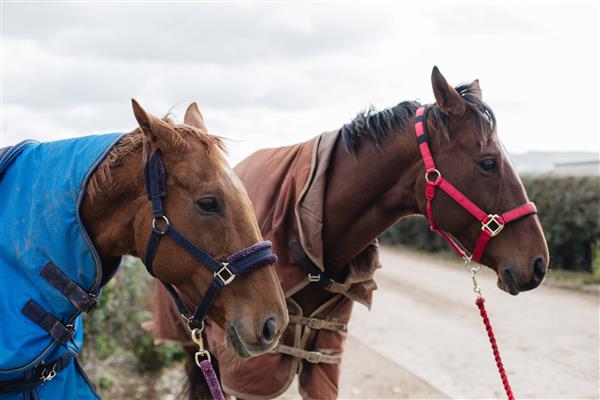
380,176,600,273
81,257,184,396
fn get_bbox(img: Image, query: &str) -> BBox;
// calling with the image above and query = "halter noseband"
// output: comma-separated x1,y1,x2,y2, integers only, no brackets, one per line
143,150,277,331
414,106,537,263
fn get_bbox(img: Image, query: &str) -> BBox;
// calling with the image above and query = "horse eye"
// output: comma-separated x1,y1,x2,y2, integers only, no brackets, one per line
479,158,498,173
196,197,219,213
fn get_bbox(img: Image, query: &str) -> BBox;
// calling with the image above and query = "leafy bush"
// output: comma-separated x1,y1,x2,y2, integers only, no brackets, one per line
381,176,600,272
81,257,185,380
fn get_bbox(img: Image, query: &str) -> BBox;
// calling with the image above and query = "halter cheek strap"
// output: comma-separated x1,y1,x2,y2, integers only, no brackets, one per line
414,106,537,263
143,151,277,330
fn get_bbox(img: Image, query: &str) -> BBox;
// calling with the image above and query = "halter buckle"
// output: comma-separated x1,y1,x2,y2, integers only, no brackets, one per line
214,263,236,285
308,273,321,282
305,351,323,364
481,214,504,237
307,318,325,329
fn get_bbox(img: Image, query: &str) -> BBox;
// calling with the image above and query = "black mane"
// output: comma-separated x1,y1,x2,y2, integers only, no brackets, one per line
340,84,496,153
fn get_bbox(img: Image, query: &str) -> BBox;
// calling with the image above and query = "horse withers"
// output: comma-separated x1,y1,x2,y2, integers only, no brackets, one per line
152,67,549,399
0,101,287,399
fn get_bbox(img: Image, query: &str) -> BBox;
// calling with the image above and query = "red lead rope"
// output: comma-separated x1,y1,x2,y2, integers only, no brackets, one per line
475,296,515,400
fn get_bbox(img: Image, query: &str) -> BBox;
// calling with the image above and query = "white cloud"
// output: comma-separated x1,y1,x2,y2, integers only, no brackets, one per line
1,0,598,164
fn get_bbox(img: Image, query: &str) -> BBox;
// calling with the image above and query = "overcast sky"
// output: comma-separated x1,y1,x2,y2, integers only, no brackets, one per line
1,0,598,165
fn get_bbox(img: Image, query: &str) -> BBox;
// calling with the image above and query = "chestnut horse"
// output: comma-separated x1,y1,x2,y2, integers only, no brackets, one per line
86,100,287,350
152,68,549,399
0,101,287,398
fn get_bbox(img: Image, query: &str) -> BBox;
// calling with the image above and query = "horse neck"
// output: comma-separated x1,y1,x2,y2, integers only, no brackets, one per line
322,123,423,274
80,147,146,280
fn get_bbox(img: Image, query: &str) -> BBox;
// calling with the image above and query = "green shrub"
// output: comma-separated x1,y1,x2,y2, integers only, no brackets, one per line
381,176,600,272
81,257,184,377
523,176,600,272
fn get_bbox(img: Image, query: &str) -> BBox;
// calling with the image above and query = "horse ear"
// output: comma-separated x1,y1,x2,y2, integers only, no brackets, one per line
469,79,483,101
131,99,177,149
431,66,466,116
184,102,208,132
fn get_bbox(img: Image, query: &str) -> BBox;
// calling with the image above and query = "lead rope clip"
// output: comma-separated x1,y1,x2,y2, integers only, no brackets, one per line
190,327,226,400
191,328,211,365
464,256,482,297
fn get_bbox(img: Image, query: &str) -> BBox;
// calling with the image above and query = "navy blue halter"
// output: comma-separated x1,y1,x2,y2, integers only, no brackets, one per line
143,151,277,331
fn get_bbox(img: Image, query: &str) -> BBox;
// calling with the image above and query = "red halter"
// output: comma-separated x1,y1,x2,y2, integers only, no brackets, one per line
414,106,537,263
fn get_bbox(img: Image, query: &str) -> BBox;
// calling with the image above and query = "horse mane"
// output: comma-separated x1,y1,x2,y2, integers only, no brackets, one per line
87,117,226,199
340,84,496,153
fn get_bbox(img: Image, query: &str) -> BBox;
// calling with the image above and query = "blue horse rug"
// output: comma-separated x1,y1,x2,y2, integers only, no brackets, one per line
0,133,123,399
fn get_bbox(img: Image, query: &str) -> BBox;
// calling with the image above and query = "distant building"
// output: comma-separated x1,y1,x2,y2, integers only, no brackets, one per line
553,160,600,176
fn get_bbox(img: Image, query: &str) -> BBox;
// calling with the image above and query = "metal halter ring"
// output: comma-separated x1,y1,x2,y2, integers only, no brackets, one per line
152,215,170,235
481,214,505,237
186,317,205,333
424,169,442,185
214,263,236,285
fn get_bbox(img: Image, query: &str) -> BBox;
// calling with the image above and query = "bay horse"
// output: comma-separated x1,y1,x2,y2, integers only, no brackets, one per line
151,67,549,399
0,101,287,399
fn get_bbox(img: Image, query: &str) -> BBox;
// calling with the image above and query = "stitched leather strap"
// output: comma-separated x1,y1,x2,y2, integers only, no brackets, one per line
275,344,341,364
289,315,347,332
39,263,97,312
21,300,74,346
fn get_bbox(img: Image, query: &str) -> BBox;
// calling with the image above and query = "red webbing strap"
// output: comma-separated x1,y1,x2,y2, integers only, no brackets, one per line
437,178,488,222
415,107,436,171
471,231,492,262
476,297,515,400
417,105,468,259
415,106,537,264
436,228,467,257
500,202,537,224
471,203,537,262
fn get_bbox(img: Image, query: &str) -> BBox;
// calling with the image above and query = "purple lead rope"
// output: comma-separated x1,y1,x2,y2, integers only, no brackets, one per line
200,359,225,400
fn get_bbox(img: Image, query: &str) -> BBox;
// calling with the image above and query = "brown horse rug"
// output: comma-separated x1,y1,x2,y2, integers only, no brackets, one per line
151,130,380,399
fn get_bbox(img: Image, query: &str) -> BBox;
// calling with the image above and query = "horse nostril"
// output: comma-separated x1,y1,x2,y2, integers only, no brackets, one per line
533,257,546,283
261,317,277,344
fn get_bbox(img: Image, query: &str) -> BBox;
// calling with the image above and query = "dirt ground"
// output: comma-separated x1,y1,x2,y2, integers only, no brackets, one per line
143,247,599,399
345,247,599,399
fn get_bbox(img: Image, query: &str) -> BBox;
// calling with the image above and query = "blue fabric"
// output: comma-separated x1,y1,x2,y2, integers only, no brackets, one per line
0,133,124,398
